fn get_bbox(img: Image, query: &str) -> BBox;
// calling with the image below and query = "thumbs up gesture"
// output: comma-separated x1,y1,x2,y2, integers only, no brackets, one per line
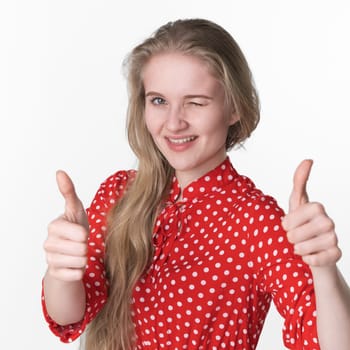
282,160,342,267
44,171,89,281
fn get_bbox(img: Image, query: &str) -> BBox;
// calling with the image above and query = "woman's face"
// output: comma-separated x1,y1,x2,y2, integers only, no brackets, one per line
143,52,238,188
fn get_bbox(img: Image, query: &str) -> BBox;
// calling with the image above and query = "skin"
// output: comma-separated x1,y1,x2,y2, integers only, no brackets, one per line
43,52,350,348
143,52,238,189
283,160,341,266
283,160,350,349
43,171,88,325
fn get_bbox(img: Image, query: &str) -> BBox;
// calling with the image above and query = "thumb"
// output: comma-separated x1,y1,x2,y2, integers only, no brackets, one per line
56,170,88,227
289,159,313,212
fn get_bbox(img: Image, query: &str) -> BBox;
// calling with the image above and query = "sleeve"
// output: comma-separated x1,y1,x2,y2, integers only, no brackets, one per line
41,170,136,343
248,195,320,350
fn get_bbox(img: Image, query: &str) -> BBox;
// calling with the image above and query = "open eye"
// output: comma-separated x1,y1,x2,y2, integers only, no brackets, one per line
151,97,167,105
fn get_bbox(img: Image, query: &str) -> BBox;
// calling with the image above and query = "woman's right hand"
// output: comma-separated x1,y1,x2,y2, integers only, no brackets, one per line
44,171,89,282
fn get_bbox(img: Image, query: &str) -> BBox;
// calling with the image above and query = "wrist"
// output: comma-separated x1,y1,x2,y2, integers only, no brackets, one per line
310,264,341,290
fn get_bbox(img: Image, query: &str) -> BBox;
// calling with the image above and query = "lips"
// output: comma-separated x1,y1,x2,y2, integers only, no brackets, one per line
166,136,197,144
164,135,198,152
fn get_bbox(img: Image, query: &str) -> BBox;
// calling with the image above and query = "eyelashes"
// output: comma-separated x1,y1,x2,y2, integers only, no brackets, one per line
149,97,204,107
189,102,203,107
150,97,166,105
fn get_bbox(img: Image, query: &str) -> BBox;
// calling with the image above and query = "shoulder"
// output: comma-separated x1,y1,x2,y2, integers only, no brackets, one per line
226,172,289,255
229,171,285,220
97,169,136,196
88,169,137,211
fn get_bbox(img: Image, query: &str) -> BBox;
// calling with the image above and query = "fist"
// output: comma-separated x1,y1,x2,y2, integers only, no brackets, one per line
44,171,89,281
282,160,342,267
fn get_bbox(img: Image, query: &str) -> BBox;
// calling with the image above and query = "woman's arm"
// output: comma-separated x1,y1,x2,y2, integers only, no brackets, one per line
43,272,86,326
311,265,350,349
282,159,350,350
43,170,89,325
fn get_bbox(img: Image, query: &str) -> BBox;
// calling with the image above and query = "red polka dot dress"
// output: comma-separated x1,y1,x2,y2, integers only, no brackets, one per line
42,157,320,349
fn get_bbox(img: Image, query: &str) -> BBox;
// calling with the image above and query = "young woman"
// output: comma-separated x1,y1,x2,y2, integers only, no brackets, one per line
42,19,350,350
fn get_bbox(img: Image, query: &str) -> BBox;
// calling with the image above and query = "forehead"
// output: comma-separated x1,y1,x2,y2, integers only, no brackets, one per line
142,52,221,95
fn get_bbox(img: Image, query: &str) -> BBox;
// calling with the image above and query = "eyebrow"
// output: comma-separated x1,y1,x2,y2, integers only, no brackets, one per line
184,94,213,100
145,91,213,100
145,91,165,97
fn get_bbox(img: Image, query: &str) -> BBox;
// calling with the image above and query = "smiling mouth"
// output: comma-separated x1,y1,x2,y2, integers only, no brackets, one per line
167,136,197,144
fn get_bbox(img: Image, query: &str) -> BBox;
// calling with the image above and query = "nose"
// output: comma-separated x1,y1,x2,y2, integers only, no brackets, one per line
165,104,188,132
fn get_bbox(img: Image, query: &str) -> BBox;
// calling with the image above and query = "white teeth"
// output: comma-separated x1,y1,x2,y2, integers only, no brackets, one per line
168,136,196,144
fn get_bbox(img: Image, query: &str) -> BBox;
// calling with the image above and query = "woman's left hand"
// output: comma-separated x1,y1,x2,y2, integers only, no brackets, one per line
282,159,342,267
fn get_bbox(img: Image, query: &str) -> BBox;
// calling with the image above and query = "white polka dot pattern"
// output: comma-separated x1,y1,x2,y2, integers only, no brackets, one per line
42,158,320,349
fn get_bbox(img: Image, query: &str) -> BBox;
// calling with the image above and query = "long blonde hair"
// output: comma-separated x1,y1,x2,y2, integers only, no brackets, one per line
84,18,260,350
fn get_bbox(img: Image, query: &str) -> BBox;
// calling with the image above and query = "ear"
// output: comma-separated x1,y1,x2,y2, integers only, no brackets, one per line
228,111,240,126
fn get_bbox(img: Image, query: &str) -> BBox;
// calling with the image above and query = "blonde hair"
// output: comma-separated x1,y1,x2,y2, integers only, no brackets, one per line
84,18,260,350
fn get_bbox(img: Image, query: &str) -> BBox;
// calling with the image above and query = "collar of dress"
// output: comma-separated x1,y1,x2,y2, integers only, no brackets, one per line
166,156,239,204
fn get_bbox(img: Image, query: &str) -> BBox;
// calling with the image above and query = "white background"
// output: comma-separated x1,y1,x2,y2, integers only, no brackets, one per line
1,1,349,349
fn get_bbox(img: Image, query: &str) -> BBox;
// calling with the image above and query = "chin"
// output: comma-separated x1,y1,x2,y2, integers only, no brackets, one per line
165,158,191,170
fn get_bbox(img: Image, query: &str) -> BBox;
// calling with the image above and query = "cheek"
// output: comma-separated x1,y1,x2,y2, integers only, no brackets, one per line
205,118,231,144
144,112,159,138
204,111,231,133
144,109,152,130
